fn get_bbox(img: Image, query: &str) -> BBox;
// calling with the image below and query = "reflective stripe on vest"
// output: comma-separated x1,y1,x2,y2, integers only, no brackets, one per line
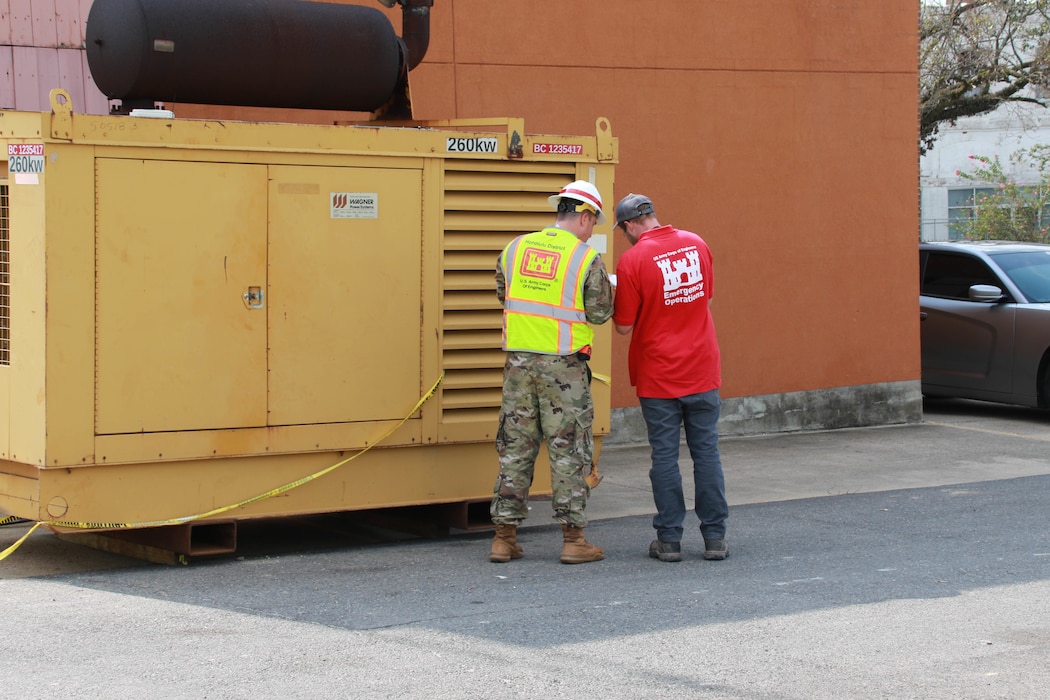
501,228,597,355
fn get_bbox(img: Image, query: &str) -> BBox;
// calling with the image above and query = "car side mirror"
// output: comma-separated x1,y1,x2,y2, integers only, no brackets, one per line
968,284,1004,303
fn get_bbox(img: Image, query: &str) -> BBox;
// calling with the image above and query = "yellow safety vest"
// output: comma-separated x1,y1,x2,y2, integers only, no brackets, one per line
501,227,597,355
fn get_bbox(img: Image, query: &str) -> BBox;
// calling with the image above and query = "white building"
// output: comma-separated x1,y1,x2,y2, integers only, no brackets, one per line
920,104,1050,241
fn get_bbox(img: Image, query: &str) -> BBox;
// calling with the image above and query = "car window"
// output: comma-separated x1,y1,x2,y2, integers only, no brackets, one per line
921,251,1002,300
988,251,1050,303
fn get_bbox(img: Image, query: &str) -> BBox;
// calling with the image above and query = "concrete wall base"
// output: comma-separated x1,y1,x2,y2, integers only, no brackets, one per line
606,380,923,447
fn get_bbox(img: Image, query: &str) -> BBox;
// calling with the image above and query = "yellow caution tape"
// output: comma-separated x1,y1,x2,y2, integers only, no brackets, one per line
0,373,444,563
0,524,41,561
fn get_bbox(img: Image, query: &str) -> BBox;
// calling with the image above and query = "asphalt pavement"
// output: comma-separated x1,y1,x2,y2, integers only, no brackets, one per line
2,397,1050,699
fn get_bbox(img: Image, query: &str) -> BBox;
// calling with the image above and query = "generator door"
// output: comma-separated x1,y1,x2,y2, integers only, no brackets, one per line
266,165,423,426
95,159,269,434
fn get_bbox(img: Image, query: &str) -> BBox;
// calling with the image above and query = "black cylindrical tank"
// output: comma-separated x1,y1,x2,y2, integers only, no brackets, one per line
86,0,405,112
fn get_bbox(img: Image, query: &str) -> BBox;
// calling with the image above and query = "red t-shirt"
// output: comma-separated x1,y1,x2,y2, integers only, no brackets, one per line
613,225,721,399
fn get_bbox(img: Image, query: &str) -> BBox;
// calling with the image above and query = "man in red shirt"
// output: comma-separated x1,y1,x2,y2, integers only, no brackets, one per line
611,193,728,563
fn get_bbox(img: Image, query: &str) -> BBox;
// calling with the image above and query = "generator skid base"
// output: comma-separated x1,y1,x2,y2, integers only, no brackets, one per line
55,520,237,565
0,90,616,555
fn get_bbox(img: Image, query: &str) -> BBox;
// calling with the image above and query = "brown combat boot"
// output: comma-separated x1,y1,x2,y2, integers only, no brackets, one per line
559,524,604,564
489,524,524,563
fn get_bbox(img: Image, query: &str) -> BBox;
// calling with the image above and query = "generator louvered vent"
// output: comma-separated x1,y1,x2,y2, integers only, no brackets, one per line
0,183,9,365
440,162,576,426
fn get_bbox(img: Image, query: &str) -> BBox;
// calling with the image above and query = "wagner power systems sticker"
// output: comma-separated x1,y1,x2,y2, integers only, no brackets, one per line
331,192,378,219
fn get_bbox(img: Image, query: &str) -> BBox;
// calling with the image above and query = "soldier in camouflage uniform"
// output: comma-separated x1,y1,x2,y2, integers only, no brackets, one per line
489,180,614,565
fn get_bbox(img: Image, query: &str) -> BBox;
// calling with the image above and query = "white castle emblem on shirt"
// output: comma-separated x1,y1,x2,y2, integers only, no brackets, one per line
656,250,703,292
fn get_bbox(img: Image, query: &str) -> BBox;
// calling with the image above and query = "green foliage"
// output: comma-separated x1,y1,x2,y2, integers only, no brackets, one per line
956,145,1050,241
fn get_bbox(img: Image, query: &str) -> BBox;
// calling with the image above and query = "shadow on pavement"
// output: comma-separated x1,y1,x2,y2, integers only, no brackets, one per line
30,473,1050,647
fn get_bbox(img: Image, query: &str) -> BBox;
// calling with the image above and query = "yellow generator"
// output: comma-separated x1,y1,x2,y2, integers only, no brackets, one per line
0,89,616,558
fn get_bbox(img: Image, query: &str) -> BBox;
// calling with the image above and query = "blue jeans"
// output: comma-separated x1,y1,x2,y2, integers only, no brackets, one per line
639,389,728,543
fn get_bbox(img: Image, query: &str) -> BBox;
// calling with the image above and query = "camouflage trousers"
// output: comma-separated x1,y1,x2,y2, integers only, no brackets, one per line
490,352,594,527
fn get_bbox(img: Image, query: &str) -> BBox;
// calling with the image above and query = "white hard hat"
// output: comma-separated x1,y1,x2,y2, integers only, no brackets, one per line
548,180,607,225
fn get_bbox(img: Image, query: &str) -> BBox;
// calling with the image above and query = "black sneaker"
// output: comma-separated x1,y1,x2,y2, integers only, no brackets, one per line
703,538,728,561
648,539,682,563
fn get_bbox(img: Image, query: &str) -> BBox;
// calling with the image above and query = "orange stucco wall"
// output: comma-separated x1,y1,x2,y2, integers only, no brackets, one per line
4,0,920,412
400,0,921,409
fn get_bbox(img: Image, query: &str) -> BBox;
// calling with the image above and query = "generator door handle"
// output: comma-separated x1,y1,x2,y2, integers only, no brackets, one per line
243,286,265,309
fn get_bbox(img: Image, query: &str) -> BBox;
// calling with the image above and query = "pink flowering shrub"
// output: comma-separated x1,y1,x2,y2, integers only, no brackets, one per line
956,146,1050,242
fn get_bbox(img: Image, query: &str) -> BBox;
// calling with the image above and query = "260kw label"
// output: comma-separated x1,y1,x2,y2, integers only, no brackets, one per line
8,155,45,173
446,137,498,153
